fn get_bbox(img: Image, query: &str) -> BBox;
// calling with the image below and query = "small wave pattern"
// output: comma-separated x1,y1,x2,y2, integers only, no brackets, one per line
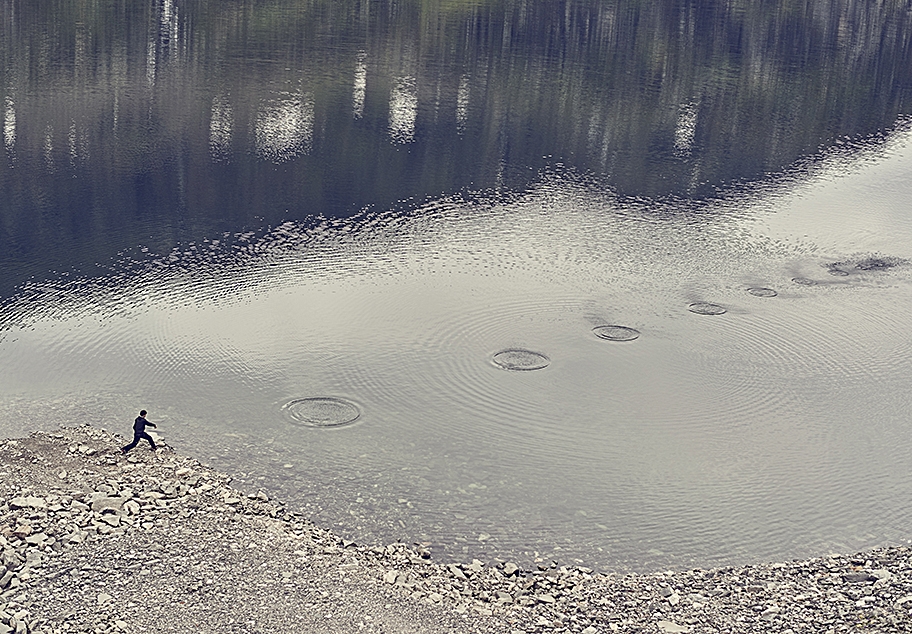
826,255,907,277
282,397,361,428
592,325,640,341
788,254,907,286
688,302,726,315
491,348,550,371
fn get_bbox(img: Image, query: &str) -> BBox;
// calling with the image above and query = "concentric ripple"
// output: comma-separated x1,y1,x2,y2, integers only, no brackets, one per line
592,325,640,341
792,277,818,286
492,348,550,371
747,287,777,298
282,397,361,427
688,302,727,315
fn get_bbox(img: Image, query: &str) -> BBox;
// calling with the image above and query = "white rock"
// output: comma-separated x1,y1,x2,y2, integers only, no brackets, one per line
657,621,692,633
90,495,127,513
24,551,43,567
466,559,484,573
67,530,88,544
9,497,47,510
97,592,113,605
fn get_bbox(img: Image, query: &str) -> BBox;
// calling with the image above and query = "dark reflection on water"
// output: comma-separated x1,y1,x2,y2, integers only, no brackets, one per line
3,0,912,294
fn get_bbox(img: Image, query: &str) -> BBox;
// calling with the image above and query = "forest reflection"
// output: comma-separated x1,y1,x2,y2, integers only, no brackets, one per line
1,0,912,292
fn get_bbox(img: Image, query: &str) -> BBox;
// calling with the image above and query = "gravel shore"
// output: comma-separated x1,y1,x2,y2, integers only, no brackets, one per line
1,426,910,634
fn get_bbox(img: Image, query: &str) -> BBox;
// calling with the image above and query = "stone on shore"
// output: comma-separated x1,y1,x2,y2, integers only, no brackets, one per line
1,426,911,634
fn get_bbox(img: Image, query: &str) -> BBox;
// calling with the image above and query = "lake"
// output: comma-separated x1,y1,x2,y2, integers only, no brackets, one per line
2,0,912,572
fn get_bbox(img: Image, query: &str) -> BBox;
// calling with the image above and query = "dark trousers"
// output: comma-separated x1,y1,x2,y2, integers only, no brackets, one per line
122,430,156,452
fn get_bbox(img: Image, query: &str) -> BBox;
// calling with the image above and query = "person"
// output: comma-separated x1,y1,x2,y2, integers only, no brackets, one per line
121,410,157,453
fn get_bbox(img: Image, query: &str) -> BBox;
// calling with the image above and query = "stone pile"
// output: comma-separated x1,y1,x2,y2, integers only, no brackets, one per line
0,426,501,634
1,426,911,634
376,542,912,633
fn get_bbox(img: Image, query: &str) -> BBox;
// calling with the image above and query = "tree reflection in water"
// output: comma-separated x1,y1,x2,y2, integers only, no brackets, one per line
1,0,911,292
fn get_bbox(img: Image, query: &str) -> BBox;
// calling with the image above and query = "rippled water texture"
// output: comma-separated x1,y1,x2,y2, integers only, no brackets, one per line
3,127,912,571
592,326,641,342
687,302,727,316
492,349,551,371
282,398,362,428
747,288,778,298
2,0,912,573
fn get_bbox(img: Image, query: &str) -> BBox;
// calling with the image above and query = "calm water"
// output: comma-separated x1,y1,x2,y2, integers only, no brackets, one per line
2,0,912,572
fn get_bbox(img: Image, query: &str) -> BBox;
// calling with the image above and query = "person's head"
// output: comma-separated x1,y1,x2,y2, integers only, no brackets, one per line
139,410,147,417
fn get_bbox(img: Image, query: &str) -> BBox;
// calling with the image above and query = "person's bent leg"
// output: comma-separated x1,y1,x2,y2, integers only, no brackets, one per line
140,431,157,450
122,434,141,453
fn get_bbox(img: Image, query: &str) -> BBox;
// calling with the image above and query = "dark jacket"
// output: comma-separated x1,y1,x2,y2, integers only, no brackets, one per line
133,416,154,434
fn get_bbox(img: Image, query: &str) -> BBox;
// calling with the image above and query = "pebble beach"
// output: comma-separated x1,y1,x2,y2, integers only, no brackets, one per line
1,426,911,634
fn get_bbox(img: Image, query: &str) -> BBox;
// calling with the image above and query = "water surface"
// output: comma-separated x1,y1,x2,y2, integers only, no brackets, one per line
2,0,912,572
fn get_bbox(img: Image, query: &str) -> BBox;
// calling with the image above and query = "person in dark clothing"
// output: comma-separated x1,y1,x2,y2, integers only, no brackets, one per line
121,410,157,453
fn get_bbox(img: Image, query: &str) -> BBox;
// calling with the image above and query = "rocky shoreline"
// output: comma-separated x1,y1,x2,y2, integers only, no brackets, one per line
1,426,910,634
